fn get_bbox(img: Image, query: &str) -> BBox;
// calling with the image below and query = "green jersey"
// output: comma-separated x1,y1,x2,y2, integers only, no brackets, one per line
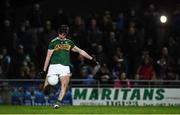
48,37,75,66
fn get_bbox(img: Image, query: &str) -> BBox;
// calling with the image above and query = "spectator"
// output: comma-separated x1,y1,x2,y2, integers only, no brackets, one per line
52,8,69,30
0,47,11,78
71,16,87,49
114,73,131,88
159,47,175,73
86,18,103,53
143,37,156,58
73,55,88,79
142,3,159,46
136,53,156,83
164,36,179,60
154,56,178,87
95,63,111,87
155,57,168,80
17,20,33,55
94,44,107,64
123,22,141,76
133,73,141,87
99,10,113,33
10,44,32,78
19,61,30,78
81,66,96,87
12,32,21,51
28,62,36,79
104,31,119,58
115,12,125,33
27,3,44,31
112,48,128,78
126,9,139,26
1,19,14,54
27,3,44,62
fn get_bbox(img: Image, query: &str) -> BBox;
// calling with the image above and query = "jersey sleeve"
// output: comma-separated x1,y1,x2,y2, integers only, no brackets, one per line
48,42,54,50
69,40,75,49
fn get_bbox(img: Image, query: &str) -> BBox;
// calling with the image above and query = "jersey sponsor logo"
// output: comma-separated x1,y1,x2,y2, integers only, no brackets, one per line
54,44,71,51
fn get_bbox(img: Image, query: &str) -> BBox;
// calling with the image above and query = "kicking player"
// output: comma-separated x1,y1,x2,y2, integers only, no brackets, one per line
39,25,98,109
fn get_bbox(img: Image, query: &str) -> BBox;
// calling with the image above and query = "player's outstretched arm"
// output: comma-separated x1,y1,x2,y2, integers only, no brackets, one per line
72,46,92,59
71,46,99,65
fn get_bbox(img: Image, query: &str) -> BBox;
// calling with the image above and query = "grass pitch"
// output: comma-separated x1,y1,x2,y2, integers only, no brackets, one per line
0,105,180,114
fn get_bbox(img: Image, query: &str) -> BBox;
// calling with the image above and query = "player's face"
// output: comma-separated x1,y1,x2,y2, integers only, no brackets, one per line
58,33,66,39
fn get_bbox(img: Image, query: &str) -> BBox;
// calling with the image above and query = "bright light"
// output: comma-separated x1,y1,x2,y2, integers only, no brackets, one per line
160,15,167,23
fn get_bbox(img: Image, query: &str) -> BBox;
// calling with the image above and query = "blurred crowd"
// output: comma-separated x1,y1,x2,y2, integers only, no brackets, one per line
0,82,72,105
0,1,180,87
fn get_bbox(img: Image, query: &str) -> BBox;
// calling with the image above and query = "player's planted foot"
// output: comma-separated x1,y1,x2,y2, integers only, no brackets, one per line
53,100,61,109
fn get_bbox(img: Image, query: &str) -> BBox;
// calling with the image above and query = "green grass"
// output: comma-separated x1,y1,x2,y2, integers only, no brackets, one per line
0,105,180,114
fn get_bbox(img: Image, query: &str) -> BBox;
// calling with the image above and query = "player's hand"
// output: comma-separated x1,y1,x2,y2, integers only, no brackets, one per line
91,58,99,65
37,70,46,78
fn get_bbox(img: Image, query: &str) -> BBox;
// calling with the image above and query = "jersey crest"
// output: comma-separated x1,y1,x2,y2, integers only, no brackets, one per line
54,44,71,51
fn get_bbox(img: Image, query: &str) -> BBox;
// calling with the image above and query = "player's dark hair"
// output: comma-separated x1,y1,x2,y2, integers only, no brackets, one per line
58,25,69,35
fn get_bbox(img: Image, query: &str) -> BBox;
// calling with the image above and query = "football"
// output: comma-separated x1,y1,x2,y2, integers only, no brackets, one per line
47,75,59,86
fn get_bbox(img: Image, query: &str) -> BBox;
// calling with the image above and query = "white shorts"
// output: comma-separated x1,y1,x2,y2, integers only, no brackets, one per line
47,64,71,77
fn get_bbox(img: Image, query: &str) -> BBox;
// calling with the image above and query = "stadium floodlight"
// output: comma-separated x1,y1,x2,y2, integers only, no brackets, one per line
160,15,167,23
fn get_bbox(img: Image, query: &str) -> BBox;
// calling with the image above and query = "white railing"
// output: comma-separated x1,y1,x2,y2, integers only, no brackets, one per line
0,79,179,88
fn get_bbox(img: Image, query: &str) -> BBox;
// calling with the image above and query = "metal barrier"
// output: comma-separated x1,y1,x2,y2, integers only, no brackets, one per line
0,79,180,88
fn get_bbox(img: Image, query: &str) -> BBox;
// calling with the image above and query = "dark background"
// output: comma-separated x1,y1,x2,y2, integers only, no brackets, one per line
0,0,180,81
0,0,178,25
